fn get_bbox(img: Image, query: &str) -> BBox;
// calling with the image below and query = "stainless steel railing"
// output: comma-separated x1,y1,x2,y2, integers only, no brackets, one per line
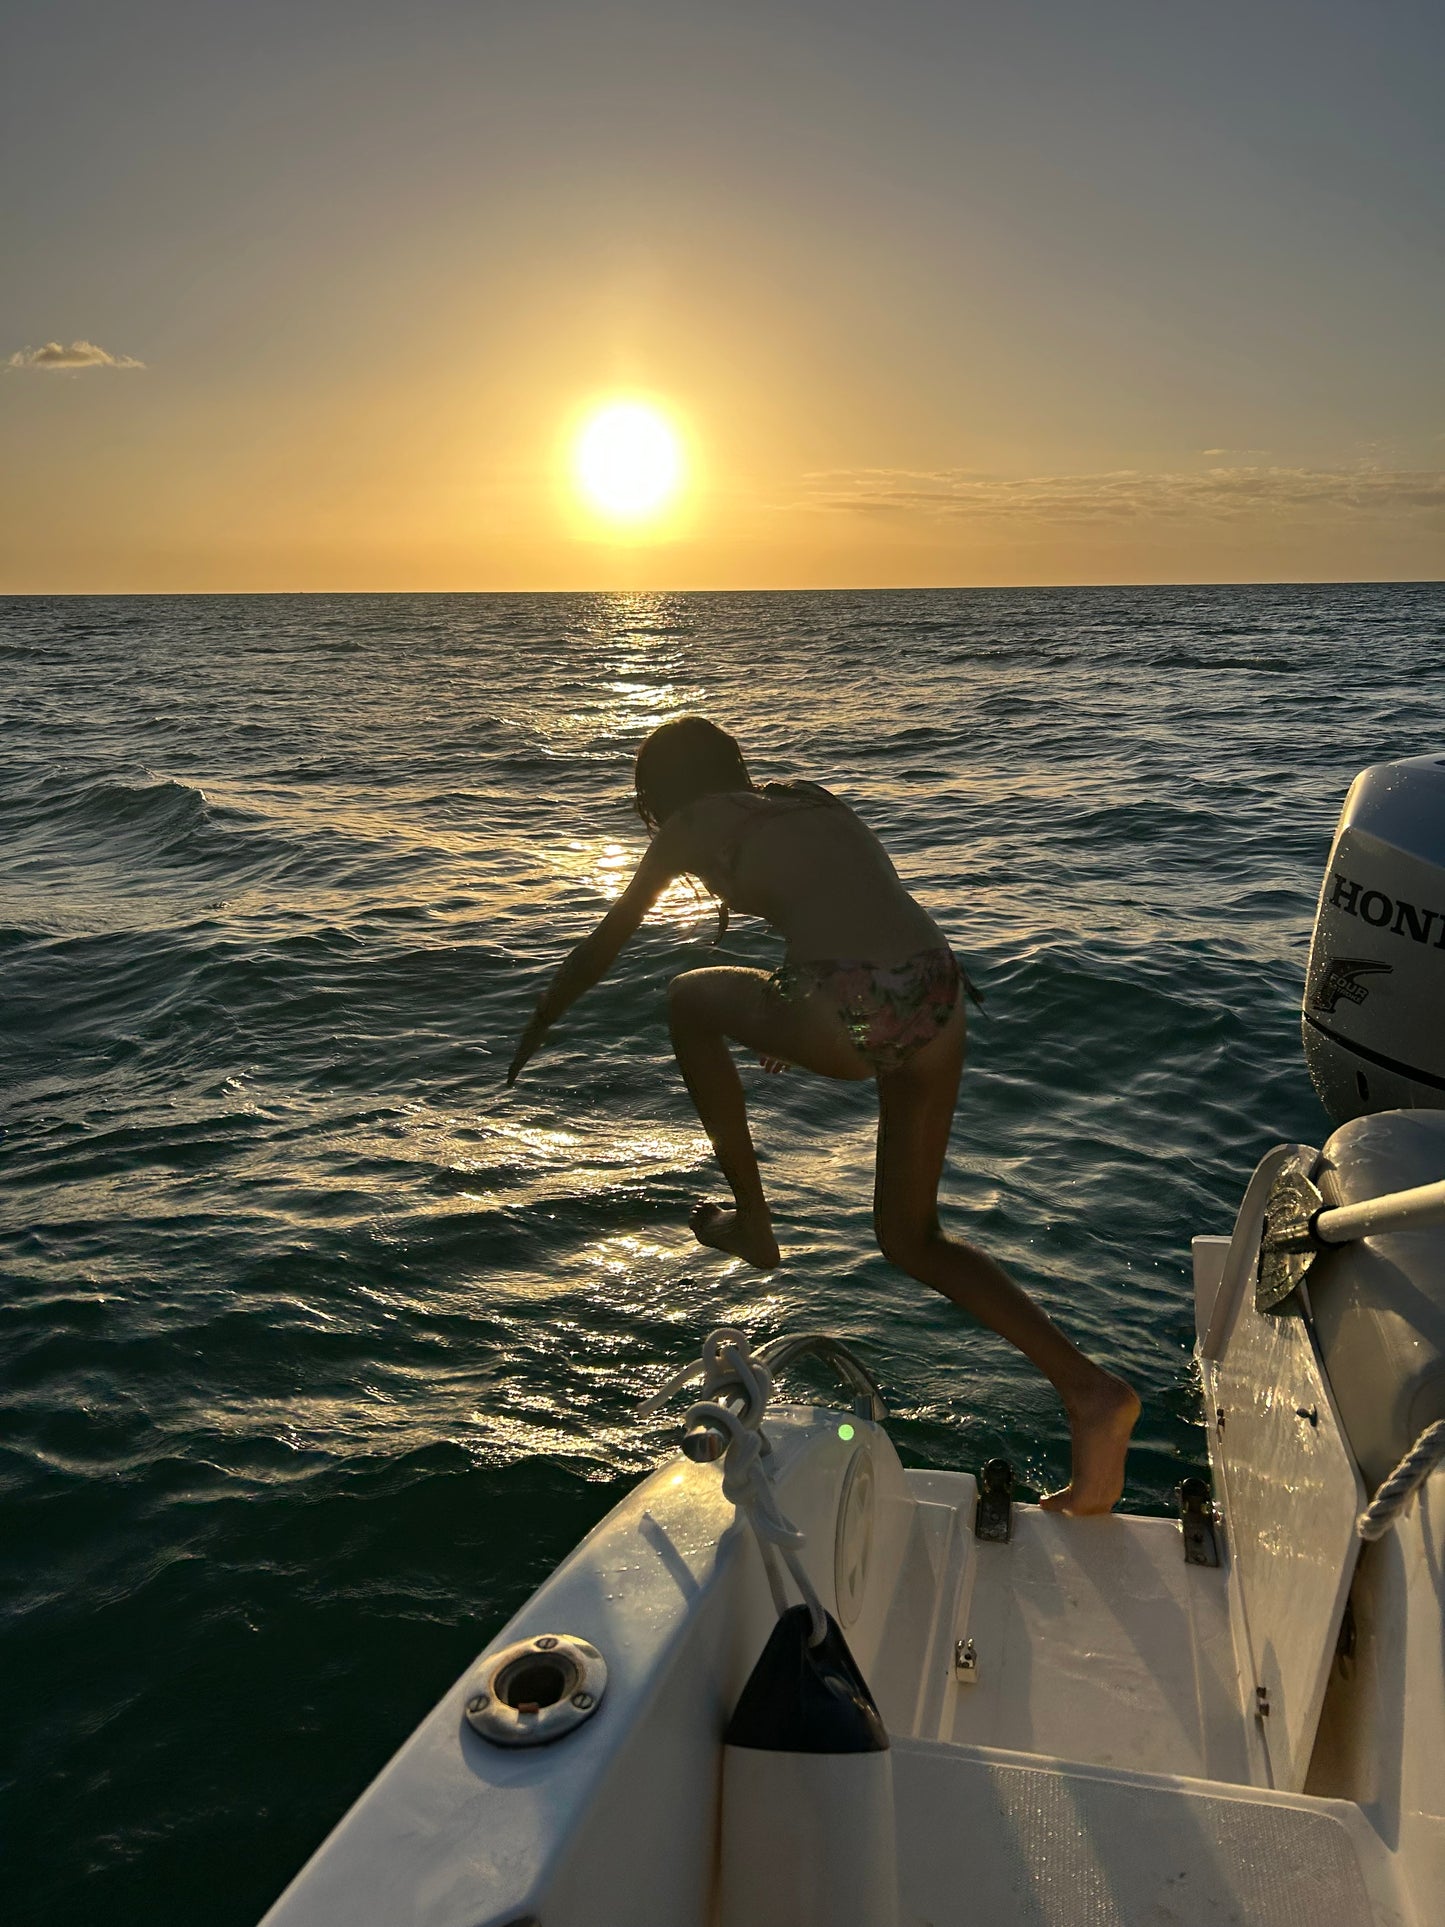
756,1332,887,1422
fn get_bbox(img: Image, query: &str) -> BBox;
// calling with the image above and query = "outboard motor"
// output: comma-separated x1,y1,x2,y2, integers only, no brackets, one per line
1303,754,1445,1124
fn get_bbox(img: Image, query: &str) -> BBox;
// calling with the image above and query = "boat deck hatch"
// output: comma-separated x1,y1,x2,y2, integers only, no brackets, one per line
909,1479,1251,1785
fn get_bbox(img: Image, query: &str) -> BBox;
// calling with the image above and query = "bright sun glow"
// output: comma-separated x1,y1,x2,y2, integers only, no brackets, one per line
573,401,684,524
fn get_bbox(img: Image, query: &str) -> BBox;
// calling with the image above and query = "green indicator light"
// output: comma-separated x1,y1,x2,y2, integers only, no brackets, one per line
837,1423,855,1441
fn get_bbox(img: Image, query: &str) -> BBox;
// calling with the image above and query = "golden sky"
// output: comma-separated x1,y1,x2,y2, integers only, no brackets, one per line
3,3,1442,592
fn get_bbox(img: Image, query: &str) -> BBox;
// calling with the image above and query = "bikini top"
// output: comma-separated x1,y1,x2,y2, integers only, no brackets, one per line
710,780,843,894
699,781,986,1005
690,780,843,945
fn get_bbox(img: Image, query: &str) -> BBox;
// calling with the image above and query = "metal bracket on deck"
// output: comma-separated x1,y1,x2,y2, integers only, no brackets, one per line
1256,1164,1325,1312
1177,1477,1221,1566
975,1458,1014,1543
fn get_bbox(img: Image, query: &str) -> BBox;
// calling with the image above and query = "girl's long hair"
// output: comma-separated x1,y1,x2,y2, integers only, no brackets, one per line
633,716,751,829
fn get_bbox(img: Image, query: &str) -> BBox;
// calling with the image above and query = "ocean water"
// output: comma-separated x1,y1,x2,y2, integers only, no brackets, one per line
2,582,1441,1923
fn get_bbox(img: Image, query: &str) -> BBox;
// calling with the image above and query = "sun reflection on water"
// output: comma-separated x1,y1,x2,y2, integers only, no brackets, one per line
556,831,716,929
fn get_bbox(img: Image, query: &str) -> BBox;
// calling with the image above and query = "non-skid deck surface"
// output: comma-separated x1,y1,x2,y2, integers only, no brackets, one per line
893,1741,1394,1927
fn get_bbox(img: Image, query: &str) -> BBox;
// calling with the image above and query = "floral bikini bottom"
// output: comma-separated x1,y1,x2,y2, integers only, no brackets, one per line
769,944,982,1073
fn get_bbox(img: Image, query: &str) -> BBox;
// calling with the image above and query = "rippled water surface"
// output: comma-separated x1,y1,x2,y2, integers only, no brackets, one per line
3,584,1442,1923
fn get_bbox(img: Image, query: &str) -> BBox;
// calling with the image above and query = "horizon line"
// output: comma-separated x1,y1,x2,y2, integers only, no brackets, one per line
2,574,1442,599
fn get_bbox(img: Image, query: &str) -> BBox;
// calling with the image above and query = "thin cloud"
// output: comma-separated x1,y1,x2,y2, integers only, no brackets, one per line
6,339,145,372
802,464,1445,524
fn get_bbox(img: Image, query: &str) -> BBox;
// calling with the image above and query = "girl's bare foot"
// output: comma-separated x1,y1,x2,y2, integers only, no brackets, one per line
689,1201,780,1270
1038,1372,1141,1516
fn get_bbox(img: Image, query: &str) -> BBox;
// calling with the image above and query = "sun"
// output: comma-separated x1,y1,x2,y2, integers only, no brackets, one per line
572,400,685,526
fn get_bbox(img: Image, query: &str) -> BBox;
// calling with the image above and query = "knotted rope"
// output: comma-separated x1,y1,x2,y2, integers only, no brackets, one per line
1356,1419,1445,1541
639,1328,828,1644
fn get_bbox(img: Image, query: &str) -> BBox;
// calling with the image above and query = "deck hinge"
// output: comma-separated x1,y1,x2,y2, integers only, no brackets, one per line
1255,1684,1271,1719
1177,1477,1221,1567
974,1458,1014,1543
954,1637,979,1683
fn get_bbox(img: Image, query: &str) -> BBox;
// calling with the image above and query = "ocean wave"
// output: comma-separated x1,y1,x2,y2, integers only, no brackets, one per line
4,771,212,849
1051,797,1225,844
1147,649,1298,672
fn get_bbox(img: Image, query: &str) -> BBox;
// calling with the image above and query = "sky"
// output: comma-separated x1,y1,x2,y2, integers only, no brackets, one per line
2,0,1442,592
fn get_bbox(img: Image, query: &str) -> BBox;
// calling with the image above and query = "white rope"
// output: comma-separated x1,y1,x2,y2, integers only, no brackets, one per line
636,1325,770,1424
639,1328,829,1644
1356,1419,1445,1541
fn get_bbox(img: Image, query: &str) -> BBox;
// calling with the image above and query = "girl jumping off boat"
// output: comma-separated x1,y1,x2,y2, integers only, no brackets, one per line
506,716,1139,1513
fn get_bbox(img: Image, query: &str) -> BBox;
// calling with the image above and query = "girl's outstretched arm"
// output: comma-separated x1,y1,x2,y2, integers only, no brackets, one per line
505,827,686,1086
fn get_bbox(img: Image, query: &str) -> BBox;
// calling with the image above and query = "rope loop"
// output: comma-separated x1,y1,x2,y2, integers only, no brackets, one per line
639,1328,827,1644
1356,1419,1445,1541
635,1325,772,1427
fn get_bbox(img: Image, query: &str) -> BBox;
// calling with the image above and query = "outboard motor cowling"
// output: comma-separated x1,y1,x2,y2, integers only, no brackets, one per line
1303,754,1445,1125
1310,1109,1445,1488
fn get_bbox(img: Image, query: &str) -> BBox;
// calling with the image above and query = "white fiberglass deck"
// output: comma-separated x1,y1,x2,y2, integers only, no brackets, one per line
888,1472,1257,1785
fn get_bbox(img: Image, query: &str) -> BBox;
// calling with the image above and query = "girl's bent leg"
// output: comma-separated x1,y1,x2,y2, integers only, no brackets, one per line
873,1017,1139,1515
667,966,870,1270
668,970,779,1270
